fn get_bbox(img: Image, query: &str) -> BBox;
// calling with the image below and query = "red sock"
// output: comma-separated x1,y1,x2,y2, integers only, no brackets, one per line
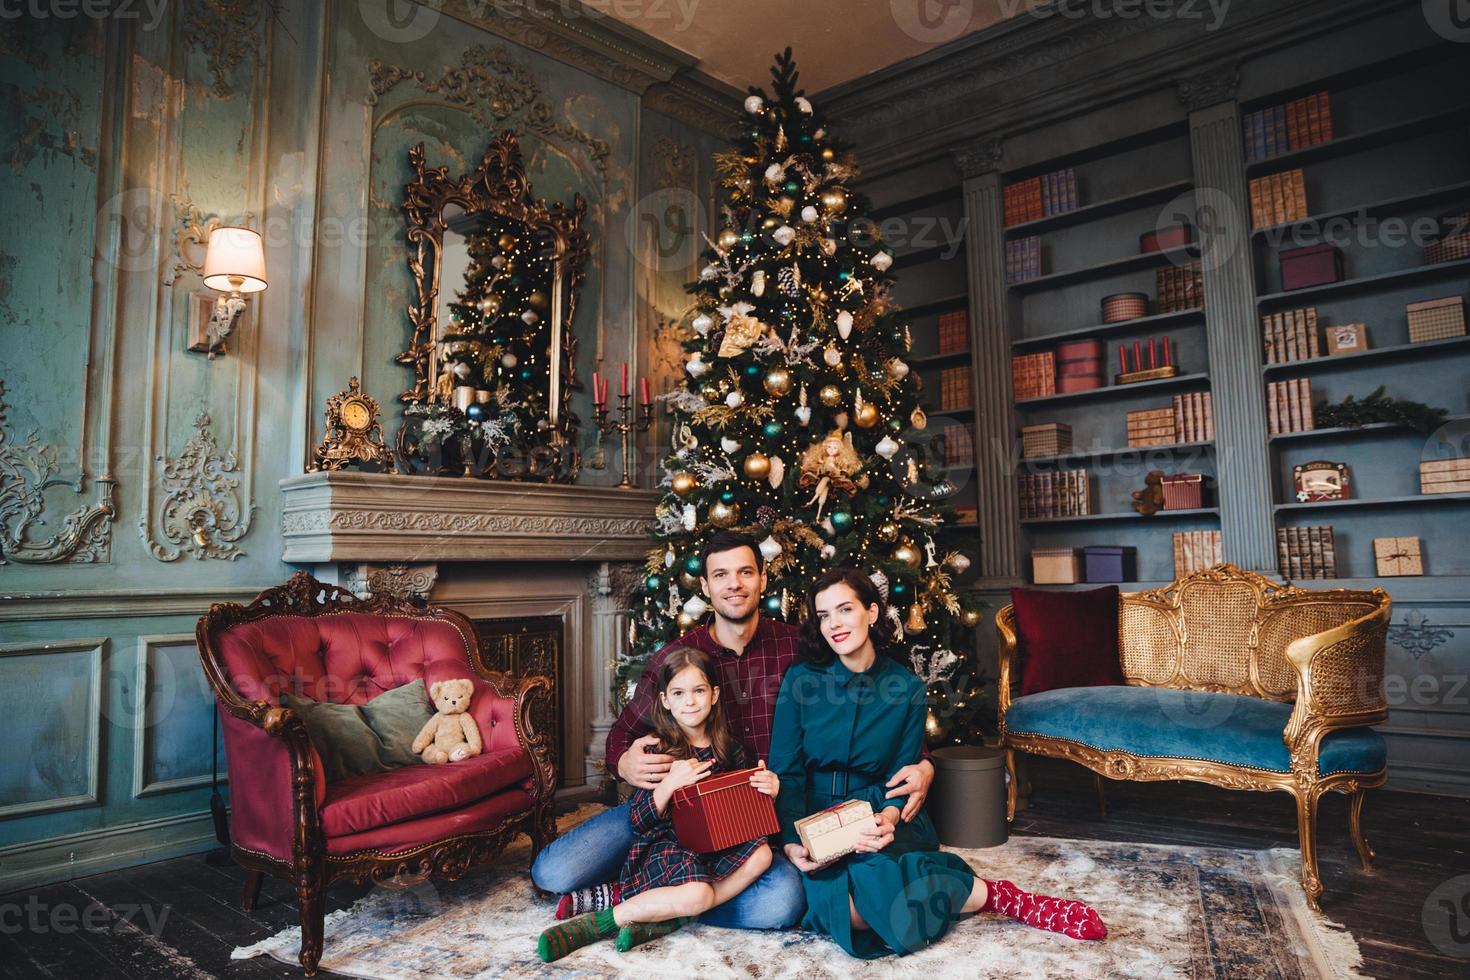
981,879,1107,940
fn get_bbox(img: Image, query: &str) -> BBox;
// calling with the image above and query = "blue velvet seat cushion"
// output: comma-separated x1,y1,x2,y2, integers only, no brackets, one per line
1006,686,1385,776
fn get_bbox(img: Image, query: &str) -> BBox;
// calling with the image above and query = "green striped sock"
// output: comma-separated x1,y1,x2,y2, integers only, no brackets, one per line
615,915,694,952
537,907,617,962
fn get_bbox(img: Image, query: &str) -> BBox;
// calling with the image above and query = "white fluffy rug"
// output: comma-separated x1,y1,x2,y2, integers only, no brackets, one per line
233,807,1367,979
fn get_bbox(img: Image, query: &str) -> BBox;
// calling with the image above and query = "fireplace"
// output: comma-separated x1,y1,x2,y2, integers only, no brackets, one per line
279,470,657,794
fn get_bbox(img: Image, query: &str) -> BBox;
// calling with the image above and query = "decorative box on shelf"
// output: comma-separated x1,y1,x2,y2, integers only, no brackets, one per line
1420,457,1470,495
1056,339,1105,393
1082,546,1135,583
1161,473,1205,510
1424,212,1470,265
671,766,780,854
1280,243,1344,291
1032,548,1082,585
1293,460,1350,501
1127,407,1177,448
1326,323,1368,355
1021,422,1071,459
1406,296,1466,343
1373,537,1424,577
1101,292,1148,324
1140,223,1193,254
794,800,873,865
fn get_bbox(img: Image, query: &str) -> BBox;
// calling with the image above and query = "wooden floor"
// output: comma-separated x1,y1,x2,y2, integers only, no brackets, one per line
2,758,1466,978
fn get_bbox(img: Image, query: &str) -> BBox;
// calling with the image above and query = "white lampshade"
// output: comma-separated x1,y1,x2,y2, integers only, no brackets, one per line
202,227,268,292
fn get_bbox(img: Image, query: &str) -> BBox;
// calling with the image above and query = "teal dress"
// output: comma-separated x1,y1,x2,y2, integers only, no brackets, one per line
768,655,976,959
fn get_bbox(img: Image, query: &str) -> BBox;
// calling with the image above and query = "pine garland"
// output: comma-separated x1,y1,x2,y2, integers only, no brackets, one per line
1314,386,1448,434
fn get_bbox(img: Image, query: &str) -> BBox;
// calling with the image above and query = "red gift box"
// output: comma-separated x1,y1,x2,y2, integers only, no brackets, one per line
1280,243,1343,291
1140,223,1194,253
671,767,780,853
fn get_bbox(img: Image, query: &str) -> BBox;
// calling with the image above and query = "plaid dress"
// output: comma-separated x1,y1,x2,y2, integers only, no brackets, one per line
618,745,768,900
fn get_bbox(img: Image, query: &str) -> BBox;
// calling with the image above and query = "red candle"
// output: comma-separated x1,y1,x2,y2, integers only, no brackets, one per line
592,371,602,406
1149,337,1157,369
620,362,628,396
1132,341,1142,373
640,376,651,405
1161,336,1172,367
1119,346,1127,373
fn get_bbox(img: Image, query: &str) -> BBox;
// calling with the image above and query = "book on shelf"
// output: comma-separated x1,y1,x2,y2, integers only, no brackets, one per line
942,429,975,467
940,366,973,410
937,310,969,354
1420,457,1470,494
1173,529,1222,577
1244,93,1332,162
1266,378,1314,435
1169,391,1214,443
1156,261,1203,313
1265,307,1322,362
1127,406,1177,447
1006,236,1042,284
1017,469,1090,519
1277,525,1337,579
1248,169,1308,228
1011,351,1056,400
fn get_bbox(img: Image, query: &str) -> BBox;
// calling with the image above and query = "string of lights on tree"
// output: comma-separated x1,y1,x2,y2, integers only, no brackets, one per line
620,49,988,744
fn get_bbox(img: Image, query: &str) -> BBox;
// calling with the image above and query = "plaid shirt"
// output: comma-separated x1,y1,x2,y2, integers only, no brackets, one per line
605,617,802,776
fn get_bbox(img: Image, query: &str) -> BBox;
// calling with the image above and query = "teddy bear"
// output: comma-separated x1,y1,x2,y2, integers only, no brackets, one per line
411,678,483,764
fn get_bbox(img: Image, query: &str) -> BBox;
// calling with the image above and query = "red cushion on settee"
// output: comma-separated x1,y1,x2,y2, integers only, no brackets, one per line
320,747,534,837
1009,586,1124,696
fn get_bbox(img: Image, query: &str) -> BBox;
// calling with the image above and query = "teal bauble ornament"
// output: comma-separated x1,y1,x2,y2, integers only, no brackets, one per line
744,363,762,379
830,509,853,532
465,402,488,422
684,555,703,576
783,179,800,195
763,594,782,615
888,417,904,433
520,368,533,380
877,495,891,507
645,575,663,591
763,420,784,438
891,580,909,598
720,489,736,504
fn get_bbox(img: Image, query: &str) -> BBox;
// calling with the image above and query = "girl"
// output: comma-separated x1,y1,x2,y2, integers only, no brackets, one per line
769,568,1106,959
538,646,779,961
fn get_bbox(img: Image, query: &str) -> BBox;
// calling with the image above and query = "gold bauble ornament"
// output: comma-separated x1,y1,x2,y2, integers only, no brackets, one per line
892,538,921,569
709,499,740,527
479,294,502,315
717,228,740,250
671,471,697,497
496,232,517,251
854,402,879,428
528,290,549,309
959,608,983,628
910,406,927,430
701,383,722,403
761,216,779,229
821,147,835,161
877,520,899,542
680,571,701,590
820,188,847,212
743,453,771,479
818,384,843,407
763,366,793,397
676,611,697,631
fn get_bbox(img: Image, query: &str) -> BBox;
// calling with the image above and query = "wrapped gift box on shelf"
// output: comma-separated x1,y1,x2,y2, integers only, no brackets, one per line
671,767,780,854
1280,243,1344,291
1032,547,1082,584
1373,537,1424,577
794,799,874,865
1083,546,1136,583
1161,473,1205,509
1420,457,1470,495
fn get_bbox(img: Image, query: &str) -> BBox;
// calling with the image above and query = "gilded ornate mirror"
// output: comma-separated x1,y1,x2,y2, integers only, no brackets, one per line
397,132,589,482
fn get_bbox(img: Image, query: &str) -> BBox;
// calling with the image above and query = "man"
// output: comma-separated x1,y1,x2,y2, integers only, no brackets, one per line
530,530,936,930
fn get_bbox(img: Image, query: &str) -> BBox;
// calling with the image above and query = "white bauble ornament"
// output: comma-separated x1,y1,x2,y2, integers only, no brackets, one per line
501,353,518,368
681,504,697,531
821,517,836,538
758,535,783,562
875,435,900,459
871,251,893,271
764,164,784,183
725,390,743,408
691,312,713,336
946,552,972,574
682,594,709,618
887,358,909,379
686,352,709,377
795,96,813,114
815,128,826,139
823,345,843,367
772,225,795,247
744,95,764,114
767,454,785,488
452,362,472,379
821,544,836,559
664,547,676,568
720,436,741,454
836,310,854,339
751,270,766,296
490,255,507,270
795,405,812,426
521,310,539,325
801,205,819,223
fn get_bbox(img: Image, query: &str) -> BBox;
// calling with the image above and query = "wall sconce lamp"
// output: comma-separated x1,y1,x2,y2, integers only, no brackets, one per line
190,226,267,357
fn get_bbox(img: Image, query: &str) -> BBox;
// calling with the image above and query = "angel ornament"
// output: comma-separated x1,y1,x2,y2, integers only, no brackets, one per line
799,429,862,520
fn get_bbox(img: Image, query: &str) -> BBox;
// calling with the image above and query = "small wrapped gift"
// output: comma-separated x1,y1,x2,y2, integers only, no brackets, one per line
670,767,779,854
1373,537,1424,577
794,799,875,865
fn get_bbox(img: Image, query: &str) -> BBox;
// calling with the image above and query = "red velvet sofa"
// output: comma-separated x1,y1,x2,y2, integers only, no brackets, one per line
195,573,556,975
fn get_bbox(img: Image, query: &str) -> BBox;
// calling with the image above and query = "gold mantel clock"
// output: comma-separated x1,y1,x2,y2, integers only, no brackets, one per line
311,377,394,471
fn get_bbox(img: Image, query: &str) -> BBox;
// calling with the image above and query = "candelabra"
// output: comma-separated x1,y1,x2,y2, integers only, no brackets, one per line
595,392,653,488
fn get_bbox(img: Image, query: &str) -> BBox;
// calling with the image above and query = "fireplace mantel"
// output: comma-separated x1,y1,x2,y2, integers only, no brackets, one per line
279,471,659,563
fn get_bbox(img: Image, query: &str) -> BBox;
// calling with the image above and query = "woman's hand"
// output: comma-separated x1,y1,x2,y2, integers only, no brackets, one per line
884,759,935,822
663,757,713,792
852,810,897,854
748,760,780,798
784,843,824,873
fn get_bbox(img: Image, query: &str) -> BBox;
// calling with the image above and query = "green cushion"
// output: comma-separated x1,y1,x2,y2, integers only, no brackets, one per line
280,680,434,782
1005,685,1386,776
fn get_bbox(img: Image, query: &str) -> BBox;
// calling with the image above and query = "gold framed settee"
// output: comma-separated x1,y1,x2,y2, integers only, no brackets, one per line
996,564,1392,910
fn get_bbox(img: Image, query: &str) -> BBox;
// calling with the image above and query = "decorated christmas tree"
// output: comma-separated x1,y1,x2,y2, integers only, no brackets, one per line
622,50,987,744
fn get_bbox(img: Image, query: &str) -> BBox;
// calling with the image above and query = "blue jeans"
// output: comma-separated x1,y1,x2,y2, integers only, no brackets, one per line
529,802,806,930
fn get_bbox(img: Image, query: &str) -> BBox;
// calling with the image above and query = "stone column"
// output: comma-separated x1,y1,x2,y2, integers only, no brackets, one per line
1179,67,1278,572
585,561,640,785
953,137,1021,584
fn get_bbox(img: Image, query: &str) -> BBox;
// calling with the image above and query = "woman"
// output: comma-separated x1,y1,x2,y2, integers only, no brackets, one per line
769,568,1106,958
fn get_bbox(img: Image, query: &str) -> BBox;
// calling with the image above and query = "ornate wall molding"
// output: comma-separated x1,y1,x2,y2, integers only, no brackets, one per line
141,411,249,561
952,136,1003,179
181,0,270,98
344,562,440,600
1388,610,1456,660
367,44,611,175
1175,63,1243,111
0,380,115,564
